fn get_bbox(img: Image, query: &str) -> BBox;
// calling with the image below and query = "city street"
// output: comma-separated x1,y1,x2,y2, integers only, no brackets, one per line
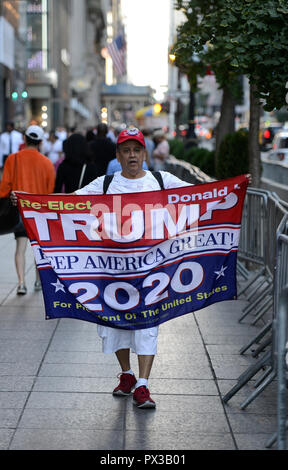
0,0,287,454
0,232,280,451
199,139,288,203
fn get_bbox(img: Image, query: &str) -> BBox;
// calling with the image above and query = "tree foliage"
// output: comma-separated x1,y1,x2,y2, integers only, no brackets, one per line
169,139,215,176
216,130,249,179
174,0,288,111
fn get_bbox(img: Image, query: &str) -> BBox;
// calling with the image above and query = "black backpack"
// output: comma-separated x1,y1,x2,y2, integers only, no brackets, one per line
103,171,164,194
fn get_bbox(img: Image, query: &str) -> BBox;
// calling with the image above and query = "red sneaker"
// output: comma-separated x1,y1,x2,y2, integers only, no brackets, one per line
113,373,137,396
133,386,156,408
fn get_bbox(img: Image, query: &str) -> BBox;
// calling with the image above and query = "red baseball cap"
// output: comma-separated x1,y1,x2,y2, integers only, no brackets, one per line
117,127,146,148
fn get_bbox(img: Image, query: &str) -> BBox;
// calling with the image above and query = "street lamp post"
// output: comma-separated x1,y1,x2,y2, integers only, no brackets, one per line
168,52,177,137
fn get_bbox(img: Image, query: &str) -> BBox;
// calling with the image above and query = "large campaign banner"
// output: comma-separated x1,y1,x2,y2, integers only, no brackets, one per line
16,174,248,330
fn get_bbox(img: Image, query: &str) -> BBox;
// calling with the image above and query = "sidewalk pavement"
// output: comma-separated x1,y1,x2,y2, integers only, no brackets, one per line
0,233,280,451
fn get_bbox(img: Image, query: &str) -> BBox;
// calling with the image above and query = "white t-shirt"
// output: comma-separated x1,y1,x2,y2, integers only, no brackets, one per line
75,170,190,196
75,170,192,354
0,130,24,166
44,139,63,165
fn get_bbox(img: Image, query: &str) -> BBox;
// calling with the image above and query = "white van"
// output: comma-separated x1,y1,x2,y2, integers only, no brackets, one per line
268,130,288,163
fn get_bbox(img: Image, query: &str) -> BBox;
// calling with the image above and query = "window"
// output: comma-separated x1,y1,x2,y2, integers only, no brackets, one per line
279,138,288,149
26,0,48,70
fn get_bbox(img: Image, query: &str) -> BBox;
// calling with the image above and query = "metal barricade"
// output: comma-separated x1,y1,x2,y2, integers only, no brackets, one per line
265,233,288,450
237,189,273,331
165,156,288,446
266,195,288,278
239,193,288,328
238,188,268,268
222,197,288,409
164,155,214,184
275,284,288,450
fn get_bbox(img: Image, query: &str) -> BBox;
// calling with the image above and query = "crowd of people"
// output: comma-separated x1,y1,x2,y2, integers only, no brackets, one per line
0,120,171,295
0,121,170,179
0,120,252,414
2,122,179,409
0,121,251,410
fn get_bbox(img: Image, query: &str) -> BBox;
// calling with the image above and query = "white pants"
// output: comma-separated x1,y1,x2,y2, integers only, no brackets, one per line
97,325,159,355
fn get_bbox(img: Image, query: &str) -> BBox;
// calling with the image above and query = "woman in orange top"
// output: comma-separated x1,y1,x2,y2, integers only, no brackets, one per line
0,125,55,295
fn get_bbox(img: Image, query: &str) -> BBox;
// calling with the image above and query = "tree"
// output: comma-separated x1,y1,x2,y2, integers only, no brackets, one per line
174,1,243,160
174,0,288,186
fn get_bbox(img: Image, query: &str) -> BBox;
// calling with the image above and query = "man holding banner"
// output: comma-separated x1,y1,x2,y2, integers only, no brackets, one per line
11,127,249,410
74,127,191,408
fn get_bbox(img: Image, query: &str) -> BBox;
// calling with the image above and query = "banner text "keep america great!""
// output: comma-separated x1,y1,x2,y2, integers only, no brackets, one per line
16,174,248,329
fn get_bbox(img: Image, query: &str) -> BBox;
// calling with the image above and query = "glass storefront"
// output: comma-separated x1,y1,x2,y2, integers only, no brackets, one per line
26,0,48,71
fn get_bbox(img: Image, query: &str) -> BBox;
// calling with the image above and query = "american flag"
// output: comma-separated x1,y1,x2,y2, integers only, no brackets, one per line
107,34,126,76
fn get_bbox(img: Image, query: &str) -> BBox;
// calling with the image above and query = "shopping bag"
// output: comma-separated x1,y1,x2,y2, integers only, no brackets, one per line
0,197,20,235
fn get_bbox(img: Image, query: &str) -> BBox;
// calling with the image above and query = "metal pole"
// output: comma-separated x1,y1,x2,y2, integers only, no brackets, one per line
277,284,288,450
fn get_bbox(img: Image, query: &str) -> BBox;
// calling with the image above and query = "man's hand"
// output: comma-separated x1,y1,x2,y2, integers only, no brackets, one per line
246,174,252,184
10,190,27,206
10,191,18,206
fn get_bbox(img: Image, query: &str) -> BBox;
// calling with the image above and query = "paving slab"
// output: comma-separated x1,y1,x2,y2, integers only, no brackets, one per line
17,407,127,430
124,430,236,451
0,429,14,451
0,233,284,451
125,408,230,434
9,429,124,450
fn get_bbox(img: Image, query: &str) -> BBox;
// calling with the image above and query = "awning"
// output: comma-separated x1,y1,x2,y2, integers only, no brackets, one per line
135,104,164,119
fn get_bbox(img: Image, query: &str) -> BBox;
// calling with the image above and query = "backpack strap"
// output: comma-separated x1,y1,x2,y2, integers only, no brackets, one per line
103,174,114,194
151,171,164,190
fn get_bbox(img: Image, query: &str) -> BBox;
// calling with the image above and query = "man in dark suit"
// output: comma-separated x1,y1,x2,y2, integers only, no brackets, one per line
88,123,116,176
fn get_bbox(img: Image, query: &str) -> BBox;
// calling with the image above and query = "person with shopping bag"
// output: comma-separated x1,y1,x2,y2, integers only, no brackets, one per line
0,125,55,295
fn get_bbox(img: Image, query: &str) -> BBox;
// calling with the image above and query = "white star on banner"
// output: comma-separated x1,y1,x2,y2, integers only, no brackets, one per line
214,265,228,280
51,279,66,293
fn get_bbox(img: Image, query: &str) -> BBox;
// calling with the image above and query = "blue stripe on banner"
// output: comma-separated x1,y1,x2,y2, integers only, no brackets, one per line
41,251,237,330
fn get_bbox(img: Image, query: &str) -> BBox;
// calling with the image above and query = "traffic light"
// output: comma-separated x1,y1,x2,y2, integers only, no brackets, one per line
264,129,271,139
11,91,28,100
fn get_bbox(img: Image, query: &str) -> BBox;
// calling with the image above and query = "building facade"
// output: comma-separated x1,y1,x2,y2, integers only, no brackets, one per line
0,0,26,130
25,0,108,132
0,0,157,134
0,0,108,133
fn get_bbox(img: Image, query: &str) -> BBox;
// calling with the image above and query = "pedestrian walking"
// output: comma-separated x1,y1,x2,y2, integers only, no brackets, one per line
88,123,116,176
142,128,155,170
43,130,63,166
0,122,23,168
10,126,253,413
152,130,170,171
74,127,191,408
54,133,99,193
10,127,191,407
0,125,55,295
85,128,96,143
107,126,117,143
